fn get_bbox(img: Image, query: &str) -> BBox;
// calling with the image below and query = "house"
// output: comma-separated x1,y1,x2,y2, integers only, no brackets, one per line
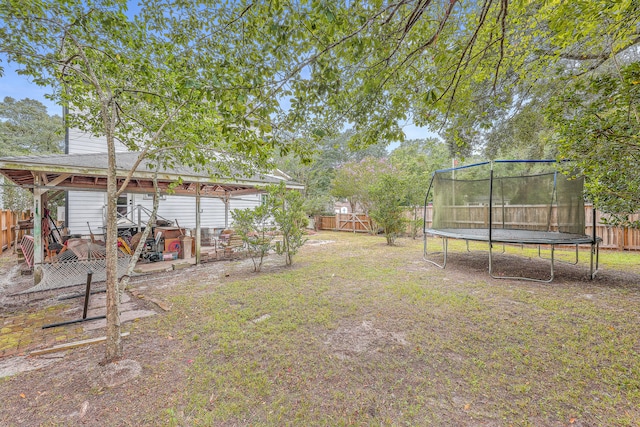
64,127,294,238
333,201,351,215
0,125,303,292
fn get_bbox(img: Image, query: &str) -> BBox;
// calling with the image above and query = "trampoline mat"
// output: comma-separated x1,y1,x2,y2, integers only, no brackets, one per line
427,228,596,245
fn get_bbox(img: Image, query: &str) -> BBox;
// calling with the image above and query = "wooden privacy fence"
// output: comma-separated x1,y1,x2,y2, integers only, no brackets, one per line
315,213,371,233
1,209,24,253
317,205,640,251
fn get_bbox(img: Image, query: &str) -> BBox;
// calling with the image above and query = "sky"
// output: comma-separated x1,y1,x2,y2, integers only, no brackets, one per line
0,59,61,116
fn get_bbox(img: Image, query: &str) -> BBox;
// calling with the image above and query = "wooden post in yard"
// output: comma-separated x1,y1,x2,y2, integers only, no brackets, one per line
195,184,201,265
33,175,45,284
224,193,230,229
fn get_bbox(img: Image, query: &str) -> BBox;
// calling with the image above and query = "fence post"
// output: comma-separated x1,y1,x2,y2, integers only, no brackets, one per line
623,226,629,251
1,210,5,252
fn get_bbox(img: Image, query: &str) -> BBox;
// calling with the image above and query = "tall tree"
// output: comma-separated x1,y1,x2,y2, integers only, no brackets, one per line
284,1,640,216
0,97,63,155
389,138,450,205
0,97,63,211
0,0,314,363
390,138,450,237
548,62,640,223
277,130,388,215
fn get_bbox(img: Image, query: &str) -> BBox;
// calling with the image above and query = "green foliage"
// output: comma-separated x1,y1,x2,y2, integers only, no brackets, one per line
1,182,29,212
267,182,308,266
231,204,276,272
0,97,63,211
302,194,333,218
233,182,309,269
389,138,450,207
3,0,640,219
548,62,640,220
331,156,393,215
276,130,388,216
278,0,640,219
368,173,408,246
407,209,425,240
0,97,63,155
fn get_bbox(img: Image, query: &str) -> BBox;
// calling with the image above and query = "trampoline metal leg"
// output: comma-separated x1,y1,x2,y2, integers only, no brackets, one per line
538,244,579,265
490,242,555,283
590,241,600,279
424,233,447,269
489,242,492,273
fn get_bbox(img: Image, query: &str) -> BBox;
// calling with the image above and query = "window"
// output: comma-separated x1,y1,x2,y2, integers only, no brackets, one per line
143,193,166,200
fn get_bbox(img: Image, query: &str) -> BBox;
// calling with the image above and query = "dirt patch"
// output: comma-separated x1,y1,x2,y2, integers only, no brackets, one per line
305,239,335,246
0,353,65,378
94,359,142,388
325,320,409,359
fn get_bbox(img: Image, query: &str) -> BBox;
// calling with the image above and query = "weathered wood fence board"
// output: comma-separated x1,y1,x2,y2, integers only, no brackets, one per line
1,210,19,253
317,205,640,251
317,215,336,230
315,213,371,233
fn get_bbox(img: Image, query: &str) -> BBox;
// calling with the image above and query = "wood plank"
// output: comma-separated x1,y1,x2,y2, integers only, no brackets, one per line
45,173,72,187
29,332,130,356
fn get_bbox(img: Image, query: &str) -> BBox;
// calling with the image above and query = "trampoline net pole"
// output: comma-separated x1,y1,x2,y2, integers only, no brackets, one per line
489,166,494,245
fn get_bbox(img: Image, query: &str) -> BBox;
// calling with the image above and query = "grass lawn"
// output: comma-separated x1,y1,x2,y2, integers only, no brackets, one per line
1,231,639,426
155,231,640,426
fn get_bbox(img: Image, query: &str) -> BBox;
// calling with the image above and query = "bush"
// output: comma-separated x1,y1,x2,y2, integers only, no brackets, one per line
267,182,308,266
231,182,309,271
368,174,408,246
231,203,276,272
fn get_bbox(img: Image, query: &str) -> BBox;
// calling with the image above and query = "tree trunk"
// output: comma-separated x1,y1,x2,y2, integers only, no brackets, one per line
103,119,122,363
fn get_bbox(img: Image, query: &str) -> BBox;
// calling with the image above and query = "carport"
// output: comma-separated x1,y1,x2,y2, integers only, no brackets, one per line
0,151,303,290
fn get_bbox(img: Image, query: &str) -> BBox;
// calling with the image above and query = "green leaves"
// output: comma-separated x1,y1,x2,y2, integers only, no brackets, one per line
368,172,408,246
548,62,640,217
233,182,308,267
0,97,63,156
0,97,64,211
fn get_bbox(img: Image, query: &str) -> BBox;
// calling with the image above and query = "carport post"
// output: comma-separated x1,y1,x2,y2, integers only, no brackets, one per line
195,184,201,265
224,193,230,228
33,175,46,284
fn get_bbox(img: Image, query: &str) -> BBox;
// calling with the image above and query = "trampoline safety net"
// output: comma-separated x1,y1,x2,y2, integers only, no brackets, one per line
431,169,585,235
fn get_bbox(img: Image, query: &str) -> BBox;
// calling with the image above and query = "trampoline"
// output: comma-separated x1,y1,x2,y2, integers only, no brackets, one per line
423,160,601,282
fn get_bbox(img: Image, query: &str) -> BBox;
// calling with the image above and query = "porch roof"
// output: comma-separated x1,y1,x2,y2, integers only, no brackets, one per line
0,151,303,197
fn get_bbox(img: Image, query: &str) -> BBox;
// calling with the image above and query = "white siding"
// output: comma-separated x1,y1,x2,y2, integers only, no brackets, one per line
133,194,226,229
229,194,262,213
133,193,262,229
67,190,106,237
66,193,261,236
66,127,263,234
67,127,127,154
66,128,125,235
228,195,262,227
